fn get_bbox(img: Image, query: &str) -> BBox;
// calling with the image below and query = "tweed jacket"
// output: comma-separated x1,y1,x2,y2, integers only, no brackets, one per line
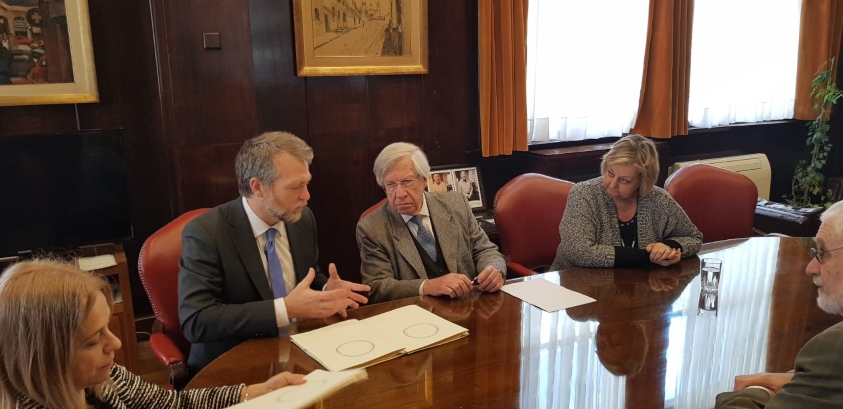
714,322,843,408
357,192,506,304
15,364,241,409
550,177,702,270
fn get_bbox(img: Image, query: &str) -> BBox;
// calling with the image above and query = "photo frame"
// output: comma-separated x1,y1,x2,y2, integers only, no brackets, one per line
292,0,428,76
427,164,486,212
0,0,98,107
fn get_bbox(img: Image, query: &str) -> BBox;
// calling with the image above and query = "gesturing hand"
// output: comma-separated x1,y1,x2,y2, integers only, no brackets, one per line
324,263,370,305
423,273,473,298
285,269,360,319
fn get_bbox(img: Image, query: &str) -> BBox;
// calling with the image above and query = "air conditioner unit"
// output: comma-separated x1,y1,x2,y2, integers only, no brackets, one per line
668,153,771,199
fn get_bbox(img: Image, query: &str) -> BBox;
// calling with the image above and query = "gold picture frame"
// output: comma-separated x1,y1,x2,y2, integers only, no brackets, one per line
292,0,428,76
0,0,98,106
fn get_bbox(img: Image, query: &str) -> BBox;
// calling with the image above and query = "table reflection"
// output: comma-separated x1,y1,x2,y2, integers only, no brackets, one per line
186,237,841,409
517,237,837,409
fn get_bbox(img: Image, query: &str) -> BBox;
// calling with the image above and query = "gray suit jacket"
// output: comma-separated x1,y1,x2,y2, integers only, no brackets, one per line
714,321,843,408
357,192,506,304
178,198,326,372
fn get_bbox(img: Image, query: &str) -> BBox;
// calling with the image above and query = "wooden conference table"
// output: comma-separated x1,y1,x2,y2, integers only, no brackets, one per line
187,237,842,408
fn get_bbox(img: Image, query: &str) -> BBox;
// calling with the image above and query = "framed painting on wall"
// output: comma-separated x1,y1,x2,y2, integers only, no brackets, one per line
0,0,98,106
292,0,428,76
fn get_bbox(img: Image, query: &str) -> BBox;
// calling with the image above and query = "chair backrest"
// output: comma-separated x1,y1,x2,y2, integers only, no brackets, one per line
138,208,210,356
357,198,388,250
494,173,574,270
361,198,388,220
665,163,758,243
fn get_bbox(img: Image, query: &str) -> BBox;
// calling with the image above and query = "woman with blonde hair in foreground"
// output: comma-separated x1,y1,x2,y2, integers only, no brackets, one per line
0,259,305,409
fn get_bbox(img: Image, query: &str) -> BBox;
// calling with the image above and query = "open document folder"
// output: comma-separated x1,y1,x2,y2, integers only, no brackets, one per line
502,277,596,312
291,305,468,372
227,369,368,409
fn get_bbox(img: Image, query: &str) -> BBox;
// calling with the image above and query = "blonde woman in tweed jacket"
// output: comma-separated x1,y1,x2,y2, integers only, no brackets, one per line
550,135,702,271
1,260,306,409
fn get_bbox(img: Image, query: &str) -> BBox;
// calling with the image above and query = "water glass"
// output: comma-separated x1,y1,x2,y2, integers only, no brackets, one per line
700,258,721,293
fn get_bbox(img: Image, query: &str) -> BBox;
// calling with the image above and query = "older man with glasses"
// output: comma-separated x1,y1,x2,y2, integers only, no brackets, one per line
714,200,843,408
356,142,506,304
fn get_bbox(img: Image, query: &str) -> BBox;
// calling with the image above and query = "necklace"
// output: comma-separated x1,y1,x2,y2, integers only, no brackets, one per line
618,214,638,247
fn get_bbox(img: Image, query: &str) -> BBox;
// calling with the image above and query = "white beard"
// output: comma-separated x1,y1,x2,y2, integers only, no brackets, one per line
815,277,843,315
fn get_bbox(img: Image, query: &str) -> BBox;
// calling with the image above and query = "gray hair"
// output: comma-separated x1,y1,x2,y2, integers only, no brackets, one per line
235,131,314,197
600,134,660,195
373,142,431,186
821,200,843,239
0,259,114,409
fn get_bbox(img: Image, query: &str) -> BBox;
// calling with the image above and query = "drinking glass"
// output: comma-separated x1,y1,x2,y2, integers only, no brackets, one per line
700,258,721,293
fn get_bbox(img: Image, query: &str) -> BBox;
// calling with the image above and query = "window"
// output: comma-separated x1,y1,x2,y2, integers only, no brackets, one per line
688,0,802,128
526,0,650,143
314,8,320,21
526,0,803,143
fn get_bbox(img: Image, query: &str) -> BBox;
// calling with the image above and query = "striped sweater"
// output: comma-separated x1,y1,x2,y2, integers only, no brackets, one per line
16,364,243,409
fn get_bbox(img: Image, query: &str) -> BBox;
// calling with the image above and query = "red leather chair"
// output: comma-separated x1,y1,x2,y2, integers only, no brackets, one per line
665,163,758,243
494,173,574,276
138,208,210,389
357,198,388,250
361,198,388,220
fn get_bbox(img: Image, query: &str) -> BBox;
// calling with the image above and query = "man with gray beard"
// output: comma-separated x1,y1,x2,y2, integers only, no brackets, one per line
178,131,369,373
714,201,843,408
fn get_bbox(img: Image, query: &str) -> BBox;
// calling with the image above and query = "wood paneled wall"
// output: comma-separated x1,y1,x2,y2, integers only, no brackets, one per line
0,0,171,317
151,1,483,290
1,1,840,322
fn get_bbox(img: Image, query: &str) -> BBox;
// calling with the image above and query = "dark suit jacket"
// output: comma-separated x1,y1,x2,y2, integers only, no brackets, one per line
715,321,843,408
356,192,506,304
178,198,326,372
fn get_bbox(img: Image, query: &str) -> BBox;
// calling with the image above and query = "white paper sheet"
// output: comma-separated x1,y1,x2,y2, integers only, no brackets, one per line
76,254,117,271
291,305,468,371
291,319,404,372
228,368,368,409
361,305,468,353
501,278,596,312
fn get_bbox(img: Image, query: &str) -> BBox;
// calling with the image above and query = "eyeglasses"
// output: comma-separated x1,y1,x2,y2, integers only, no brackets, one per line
810,246,843,264
383,176,422,193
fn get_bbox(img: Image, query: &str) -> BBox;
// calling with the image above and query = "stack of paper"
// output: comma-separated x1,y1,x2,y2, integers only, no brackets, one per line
77,254,117,271
228,369,368,409
291,305,468,371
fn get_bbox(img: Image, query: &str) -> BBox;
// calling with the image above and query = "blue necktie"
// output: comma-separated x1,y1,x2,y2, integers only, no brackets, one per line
409,215,438,261
264,228,287,299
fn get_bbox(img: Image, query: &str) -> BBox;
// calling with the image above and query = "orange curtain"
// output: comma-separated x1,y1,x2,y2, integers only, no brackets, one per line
479,0,529,157
630,0,694,139
794,0,843,120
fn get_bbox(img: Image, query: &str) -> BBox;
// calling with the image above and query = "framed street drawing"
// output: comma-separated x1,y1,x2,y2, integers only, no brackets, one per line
0,0,98,106
427,164,486,212
292,0,428,76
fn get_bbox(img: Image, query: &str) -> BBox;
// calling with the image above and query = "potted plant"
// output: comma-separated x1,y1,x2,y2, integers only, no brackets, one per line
787,58,843,208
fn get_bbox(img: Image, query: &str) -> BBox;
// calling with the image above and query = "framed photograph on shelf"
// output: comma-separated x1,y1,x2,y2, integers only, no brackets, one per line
0,0,98,106
291,0,428,76
427,165,486,212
